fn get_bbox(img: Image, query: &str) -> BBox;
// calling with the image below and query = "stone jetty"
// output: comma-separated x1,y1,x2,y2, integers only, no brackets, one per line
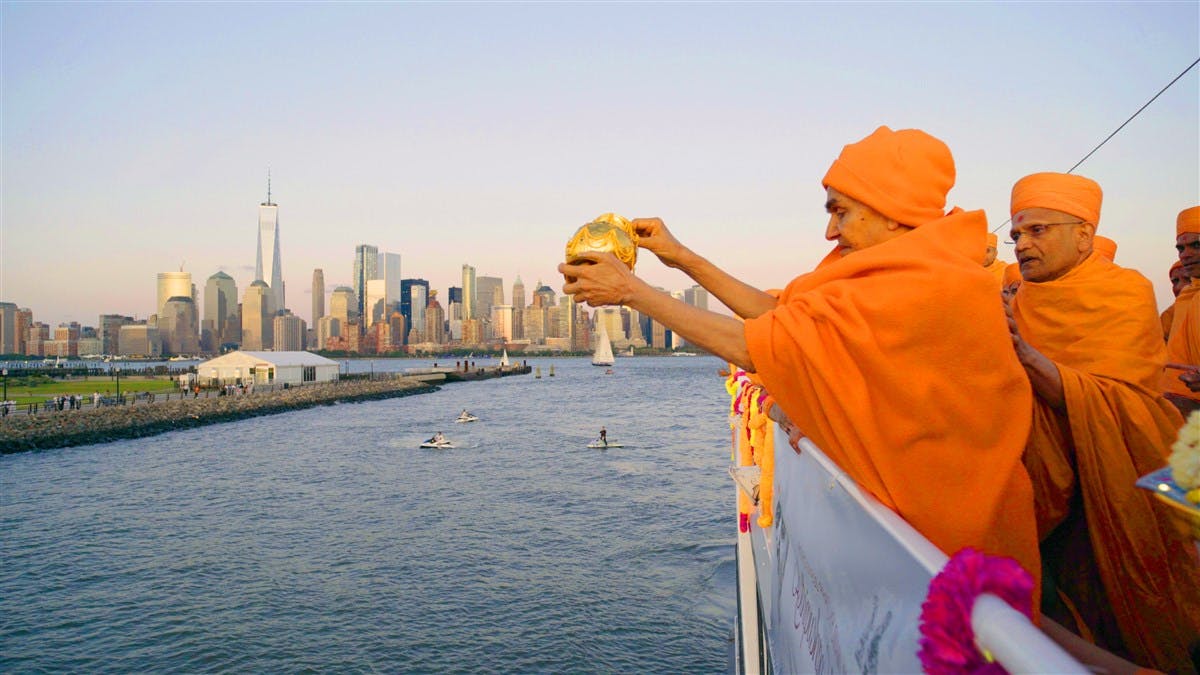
0,378,438,453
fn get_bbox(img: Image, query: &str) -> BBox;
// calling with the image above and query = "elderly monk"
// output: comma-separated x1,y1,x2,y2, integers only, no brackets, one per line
560,126,1041,595
1166,206,1200,407
1161,260,1189,340
983,232,1010,286
1005,173,1200,672
1093,235,1118,261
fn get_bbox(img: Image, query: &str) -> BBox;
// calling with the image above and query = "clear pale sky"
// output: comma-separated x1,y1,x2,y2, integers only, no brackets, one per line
3,2,1197,327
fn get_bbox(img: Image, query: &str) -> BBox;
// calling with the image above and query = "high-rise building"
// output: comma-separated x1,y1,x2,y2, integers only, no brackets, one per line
409,283,428,339
365,279,387,327
330,286,357,327
491,304,514,342
0,302,17,354
381,253,401,316
400,279,429,344
160,296,201,355
461,264,477,319
25,322,50,356
157,271,192,317
312,269,325,326
684,284,709,311
241,280,274,350
424,292,445,345
448,287,463,306
119,324,162,358
273,312,306,351
512,276,526,310
316,315,341,351
476,276,503,323
388,311,406,352
203,272,238,353
532,281,556,309
353,244,379,321
256,178,285,312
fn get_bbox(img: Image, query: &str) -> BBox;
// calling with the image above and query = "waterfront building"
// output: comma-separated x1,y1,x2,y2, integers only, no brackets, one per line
461,264,477,320
14,308,31,355
119,324,162,358
651,319,670,350
353,244,379,321
316,315,341,351
156,271,192,317
311,268,325,326
595,307,625,347
160,297,201,355
476,276,503,323
448,318,463,341
329,286,357,329
365,279,387,327
381,252,401,316
523,306,547,344
0,302,18,354
198,350,338,387
368,321,392,354
462,318,483,346
388,311,405,351
203,272,237,353
546,305,561,339
256,179,285,312
25,323,49,356
274,312,306,351
491,304,514,342
99,315,133,355
420,291,444,343
400,279,429,344
241,280,274,351
77,337,103,356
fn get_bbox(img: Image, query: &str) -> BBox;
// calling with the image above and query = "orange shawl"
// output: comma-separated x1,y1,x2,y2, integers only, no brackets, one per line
984,259,1009,288
743,209,1041,591
1013,252,1200,672
1165,280,1200,400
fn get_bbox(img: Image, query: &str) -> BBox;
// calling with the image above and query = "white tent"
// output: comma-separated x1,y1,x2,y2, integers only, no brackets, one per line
197,351,340,386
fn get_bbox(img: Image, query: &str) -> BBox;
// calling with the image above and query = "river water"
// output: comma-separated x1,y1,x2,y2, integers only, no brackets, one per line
0,356,736,673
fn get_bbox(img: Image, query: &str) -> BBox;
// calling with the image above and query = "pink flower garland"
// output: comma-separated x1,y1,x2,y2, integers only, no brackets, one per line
918,547,1034,674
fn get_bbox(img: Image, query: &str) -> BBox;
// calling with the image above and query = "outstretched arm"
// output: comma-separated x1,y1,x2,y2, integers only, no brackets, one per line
633,218,778,319
560,252,756,372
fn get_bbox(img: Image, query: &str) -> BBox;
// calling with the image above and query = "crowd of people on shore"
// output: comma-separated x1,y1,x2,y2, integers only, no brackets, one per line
560,126,1199,673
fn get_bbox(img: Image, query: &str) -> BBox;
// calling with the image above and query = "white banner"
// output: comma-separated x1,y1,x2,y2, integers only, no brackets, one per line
750,429,947,674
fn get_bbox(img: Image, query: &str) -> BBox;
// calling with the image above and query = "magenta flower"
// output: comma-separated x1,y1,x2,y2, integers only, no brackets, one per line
918,547,1034,674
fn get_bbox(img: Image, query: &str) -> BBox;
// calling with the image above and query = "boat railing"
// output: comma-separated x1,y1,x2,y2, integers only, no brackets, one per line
731,427,1087,674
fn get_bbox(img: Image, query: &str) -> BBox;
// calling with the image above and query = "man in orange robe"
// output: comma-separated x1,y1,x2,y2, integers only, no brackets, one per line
1161,259,1188,340
560,126,1041,593
1005,173,1200,672
1166,206,1200,410
983,231,1010,286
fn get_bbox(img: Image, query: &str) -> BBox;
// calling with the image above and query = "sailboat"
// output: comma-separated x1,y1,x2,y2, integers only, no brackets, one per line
592,322,615,367
500,349,510,368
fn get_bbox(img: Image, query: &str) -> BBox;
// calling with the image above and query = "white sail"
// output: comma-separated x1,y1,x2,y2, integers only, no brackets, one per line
592,322,615,366
500,348,510,367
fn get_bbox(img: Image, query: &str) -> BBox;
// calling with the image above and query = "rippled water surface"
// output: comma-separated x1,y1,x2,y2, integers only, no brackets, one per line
1,357,735,673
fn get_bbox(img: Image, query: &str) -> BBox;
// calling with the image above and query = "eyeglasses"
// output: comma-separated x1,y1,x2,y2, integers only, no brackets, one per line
1006,221,1084,245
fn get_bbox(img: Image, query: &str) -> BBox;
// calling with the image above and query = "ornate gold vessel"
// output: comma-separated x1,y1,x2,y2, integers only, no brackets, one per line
565,213,638,271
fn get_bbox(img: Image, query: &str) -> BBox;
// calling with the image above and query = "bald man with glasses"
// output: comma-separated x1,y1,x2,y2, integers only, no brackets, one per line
1002,172,1199,673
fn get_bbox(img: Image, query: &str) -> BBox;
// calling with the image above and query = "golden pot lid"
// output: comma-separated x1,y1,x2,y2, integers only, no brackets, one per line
565,213,638,270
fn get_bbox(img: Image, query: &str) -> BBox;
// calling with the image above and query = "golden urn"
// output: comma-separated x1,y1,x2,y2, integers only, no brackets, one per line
565,213,638,271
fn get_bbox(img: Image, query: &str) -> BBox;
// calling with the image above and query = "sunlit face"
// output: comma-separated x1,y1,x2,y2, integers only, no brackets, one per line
823,187,908,256
1010,207,1093,283
1170,265,1191,297
1176,232,1200,279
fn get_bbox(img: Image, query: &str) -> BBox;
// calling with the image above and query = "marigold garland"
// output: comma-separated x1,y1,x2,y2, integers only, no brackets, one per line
724,367,777,529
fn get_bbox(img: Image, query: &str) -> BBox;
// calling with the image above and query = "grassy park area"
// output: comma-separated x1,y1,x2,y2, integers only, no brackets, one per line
2,375,179,406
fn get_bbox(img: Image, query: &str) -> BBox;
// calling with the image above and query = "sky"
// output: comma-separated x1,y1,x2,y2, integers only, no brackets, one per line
2,2,1198,327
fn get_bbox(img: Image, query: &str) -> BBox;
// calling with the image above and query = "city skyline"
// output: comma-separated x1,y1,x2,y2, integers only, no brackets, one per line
3,3,1198,326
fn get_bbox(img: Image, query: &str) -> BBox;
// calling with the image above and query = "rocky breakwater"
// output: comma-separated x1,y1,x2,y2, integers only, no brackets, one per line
0,378,438,453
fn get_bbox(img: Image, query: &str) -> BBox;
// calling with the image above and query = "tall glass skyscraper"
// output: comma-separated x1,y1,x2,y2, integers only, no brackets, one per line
354,244,379,321
255,176,285,312
461,264,476,320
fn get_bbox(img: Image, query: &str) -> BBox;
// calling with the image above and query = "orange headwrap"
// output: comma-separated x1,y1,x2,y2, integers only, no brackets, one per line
1177,205,1200,237
1003,261,1023,286
987,232,998,247
822,126,955,227
1093,235,1117,261
1010,172,1103,228
1171,259,1184,274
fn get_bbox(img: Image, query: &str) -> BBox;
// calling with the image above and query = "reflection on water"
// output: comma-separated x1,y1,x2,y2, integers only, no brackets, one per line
1,357,734,673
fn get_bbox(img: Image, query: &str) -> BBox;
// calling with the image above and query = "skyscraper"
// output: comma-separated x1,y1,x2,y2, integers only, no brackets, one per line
241,280,274,351
476,276,503,323
381,252,401,316
462,264,477,320
157,271,192,317
312,269,325,326
365,279,387,327
400,278,429,344
273,313,306,351
512,276,526,310
204,271,238,352
160,296,201,355
330,286,357,327
0,303,17,354
353,244,379,322
255,177,285,312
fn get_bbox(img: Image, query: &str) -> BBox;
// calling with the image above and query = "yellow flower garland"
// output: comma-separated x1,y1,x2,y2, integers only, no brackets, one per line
724,367,777,528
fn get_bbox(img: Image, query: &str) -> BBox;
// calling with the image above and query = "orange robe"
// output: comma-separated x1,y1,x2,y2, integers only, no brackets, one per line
743,209,1041,594
984,259,1009,288
1013,252,1200,672
1161,303,1176,342
1165,279,1200,401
